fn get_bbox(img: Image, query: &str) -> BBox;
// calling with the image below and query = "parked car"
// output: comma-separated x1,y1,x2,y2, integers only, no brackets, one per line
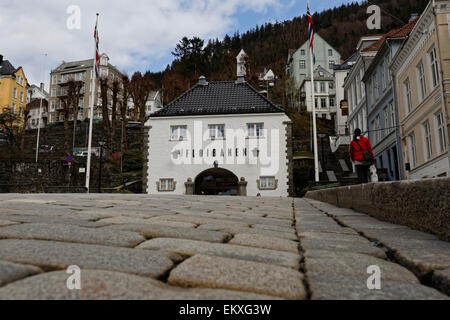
126,122,141,130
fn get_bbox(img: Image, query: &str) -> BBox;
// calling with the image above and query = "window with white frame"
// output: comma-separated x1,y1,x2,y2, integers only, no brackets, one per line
381,60,386,91
360,68,365,98
11,103,16,114
20,92,24,103
209,124,225,139
248,123,264,137
375,115,381,143
158,179,175,192
314,82,317,93
373,74,378,102
329,61,334,69
301,49,305,55
13,88,17,99
428,47,439,89
383,107,389,135
371,120,376,142
435,111,446,154
416,61,426,102
320,82,325,93
328,49,333,56
258,176,277,190
389,102,395,133
408,132,417,168
329,97,335,107
422,120,433,161
404,78,412,113
356,74,361,102
299,60,306,69
321,98,327,108
171,125,187,140
51,88,56,97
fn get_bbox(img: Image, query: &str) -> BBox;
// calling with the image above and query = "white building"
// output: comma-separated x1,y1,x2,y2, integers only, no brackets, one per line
27,83,48,104
299,66,336,120
145,90,163,116
345,35,383,138
144,54,292,197
26,98,48,129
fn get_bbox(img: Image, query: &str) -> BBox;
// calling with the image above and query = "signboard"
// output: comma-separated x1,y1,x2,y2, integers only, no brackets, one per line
66,155,73,164
79,168,86,173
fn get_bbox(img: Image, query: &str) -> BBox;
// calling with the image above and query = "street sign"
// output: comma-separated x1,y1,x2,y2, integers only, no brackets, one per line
66,155,73,164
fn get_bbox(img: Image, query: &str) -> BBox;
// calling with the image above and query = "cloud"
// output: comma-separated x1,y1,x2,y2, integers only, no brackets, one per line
0,0,281,87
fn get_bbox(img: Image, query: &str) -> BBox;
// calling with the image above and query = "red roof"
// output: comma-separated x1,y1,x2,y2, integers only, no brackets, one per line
362,17,419,53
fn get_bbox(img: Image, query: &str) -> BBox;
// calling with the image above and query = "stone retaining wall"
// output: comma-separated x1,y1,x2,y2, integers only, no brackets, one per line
305,178,450,241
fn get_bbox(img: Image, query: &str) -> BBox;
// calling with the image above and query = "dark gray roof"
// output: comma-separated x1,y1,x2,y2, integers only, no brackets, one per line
333,52,358,71
0,60,17,76
150,81,284,118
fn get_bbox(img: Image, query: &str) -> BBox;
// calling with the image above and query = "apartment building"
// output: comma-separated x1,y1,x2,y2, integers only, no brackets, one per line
48,53,125,124
391,0,450,179
362,18,418,181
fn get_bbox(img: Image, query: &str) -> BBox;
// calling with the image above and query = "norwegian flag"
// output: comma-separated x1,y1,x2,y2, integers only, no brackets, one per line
94,16,100,78
307,1,316,64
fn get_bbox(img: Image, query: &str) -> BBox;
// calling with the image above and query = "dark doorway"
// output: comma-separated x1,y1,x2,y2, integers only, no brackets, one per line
195,168,239,196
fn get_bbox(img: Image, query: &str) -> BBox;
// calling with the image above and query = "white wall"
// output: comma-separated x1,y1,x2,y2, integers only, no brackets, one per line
334,69,349,136
146,113,291,197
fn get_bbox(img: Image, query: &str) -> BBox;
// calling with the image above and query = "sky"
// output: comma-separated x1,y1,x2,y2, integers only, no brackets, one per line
0,0,359,88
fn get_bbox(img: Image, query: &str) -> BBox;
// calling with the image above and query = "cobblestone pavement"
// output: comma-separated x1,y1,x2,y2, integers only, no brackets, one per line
0,194,448,300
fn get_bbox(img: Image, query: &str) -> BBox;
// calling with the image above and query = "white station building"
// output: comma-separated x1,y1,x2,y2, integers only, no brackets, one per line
143,52,292,197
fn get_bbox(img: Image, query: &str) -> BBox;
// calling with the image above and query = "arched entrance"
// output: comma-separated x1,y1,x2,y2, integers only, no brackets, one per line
195,168,239,196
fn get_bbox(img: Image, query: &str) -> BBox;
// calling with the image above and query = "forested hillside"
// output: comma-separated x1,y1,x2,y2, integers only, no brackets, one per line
154,0,429,105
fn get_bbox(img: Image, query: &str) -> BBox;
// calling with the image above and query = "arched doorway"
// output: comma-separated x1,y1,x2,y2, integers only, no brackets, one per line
195,168,239,196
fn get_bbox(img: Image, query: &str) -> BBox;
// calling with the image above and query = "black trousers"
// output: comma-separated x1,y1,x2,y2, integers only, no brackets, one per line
356,164,370,184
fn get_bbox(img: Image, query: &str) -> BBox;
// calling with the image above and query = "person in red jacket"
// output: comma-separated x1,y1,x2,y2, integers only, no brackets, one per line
349,128,375,184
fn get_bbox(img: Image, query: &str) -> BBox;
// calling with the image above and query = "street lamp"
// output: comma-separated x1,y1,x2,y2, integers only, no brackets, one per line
98,141,106,193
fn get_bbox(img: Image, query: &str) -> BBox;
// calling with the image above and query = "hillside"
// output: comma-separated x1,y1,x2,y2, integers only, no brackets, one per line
156,0,429,105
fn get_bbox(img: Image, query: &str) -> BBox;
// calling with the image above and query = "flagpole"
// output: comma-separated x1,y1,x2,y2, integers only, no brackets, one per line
308,1,319,182
35,53,47,163
85,13,99,193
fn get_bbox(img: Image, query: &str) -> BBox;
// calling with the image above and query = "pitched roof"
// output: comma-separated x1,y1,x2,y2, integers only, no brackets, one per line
362,17,419,53
0,59,17,76
150,81,284,118
333,52,358,71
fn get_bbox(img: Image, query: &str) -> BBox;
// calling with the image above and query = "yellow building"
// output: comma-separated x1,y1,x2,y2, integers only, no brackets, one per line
0,55,28,126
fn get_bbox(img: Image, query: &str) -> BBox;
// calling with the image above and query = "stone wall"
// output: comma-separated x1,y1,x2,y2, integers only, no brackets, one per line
305,178,450,241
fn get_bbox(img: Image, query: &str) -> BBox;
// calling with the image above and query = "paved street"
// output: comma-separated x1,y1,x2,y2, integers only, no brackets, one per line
0,194,448,300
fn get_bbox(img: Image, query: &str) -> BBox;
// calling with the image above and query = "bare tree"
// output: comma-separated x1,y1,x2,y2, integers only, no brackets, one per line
119,75,130,163
0,107,25,159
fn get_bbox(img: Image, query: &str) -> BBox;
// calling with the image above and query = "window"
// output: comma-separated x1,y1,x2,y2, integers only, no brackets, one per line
171,125,187,140
51,88,56,97
375,115,381,143
314,82,317,93
404,78,412,113
321,98,327,108
314,98,318,109
422,121,433,161
428,47,439,88
381,60,386,90
435,111,447,154
389,102,395,133
322,114,327,119
329,98,335,107
50,101,56,111
383,107,389,135
20,92,24,103
13,88,17,99
299,60,306,69
258,177,277,190
320,82,325,93
329,82,334,90
356,74,361,102
209,124,225,139
416,61,426,101
158,179,175,192
248,123,264,137
328,49,333,56
301,49,305,55
408,133,417,168
11,103,16,114
373,74,378,102
360,68,365,98
368,78,372,106
329,61,334,69
18,107,22,117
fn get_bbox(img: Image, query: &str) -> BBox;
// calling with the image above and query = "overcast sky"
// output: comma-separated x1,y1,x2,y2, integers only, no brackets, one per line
0,0,358,88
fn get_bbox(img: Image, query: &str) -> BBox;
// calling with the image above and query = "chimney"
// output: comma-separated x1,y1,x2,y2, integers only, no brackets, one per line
40,82,44,91
409,13,419,22
235,75,245,84
0,55,3,64
198,75,208,86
